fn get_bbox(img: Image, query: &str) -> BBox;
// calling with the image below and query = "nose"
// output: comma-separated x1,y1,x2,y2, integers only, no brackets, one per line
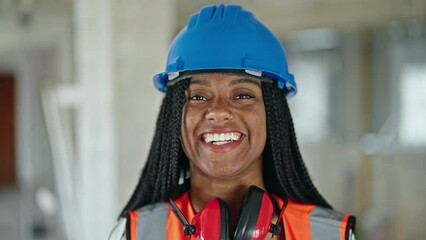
205,99,232,124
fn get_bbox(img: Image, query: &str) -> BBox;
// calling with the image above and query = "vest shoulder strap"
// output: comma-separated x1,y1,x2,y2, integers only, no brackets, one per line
280,198,356,240
309,206,356,240
126,202,168,240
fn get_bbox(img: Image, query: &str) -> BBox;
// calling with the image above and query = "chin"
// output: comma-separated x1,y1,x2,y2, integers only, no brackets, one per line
205,163,244,179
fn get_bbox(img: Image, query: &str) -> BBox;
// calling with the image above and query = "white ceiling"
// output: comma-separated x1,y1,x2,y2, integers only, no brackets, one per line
176,0,426,34
1,0,424,34
0,0,424,53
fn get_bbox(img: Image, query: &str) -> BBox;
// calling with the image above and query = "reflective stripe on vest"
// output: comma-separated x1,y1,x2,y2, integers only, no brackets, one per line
310,206,347,240
127,202,168,240
127,192,355,240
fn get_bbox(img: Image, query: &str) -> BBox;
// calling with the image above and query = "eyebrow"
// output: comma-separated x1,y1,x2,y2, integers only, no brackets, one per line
188,77,261,87
229,78,261,87
189,79,210,86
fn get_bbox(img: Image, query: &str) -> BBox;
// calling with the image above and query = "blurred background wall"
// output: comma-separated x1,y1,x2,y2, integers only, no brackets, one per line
0,0,425,239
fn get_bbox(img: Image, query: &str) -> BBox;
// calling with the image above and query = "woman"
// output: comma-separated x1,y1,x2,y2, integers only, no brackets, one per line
112,4,356,240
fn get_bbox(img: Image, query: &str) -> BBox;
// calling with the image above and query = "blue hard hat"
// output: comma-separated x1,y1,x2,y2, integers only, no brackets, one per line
153,4,297,96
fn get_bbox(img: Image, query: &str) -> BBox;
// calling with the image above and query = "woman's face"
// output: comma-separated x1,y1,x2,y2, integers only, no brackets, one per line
181,74,267,179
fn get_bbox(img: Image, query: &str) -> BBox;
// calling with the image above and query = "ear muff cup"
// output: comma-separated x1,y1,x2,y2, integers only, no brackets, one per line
233,186,274,240
190,198,231,240
218,198,231,240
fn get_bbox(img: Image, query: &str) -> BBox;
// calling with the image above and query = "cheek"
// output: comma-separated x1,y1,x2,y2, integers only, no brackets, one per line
181,106,195,136
251,106,267,147
180,105,201,156
180,106,191,152
249,105,267,130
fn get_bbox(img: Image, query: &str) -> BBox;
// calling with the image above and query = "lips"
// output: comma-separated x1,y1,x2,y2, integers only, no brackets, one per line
201,132,243,145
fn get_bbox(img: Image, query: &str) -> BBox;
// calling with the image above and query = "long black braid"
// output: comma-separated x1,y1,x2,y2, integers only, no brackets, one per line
119,79,190,217
262,82,331,208
120,79,330,218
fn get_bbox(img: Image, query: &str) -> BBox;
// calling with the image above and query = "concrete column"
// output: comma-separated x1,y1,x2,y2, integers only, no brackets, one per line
73,0,117,239
114,0,176,209
357,30,373,217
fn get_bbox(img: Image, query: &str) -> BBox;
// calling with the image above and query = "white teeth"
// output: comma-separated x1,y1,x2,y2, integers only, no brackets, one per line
214,133,220,141
231,132,239,141
203,132,242,144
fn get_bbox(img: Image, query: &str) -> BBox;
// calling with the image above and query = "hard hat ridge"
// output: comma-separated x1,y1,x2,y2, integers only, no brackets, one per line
187,4,246,29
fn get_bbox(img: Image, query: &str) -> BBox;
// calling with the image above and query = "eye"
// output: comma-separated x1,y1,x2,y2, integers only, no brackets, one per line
188,95,207,101
234,93,254,100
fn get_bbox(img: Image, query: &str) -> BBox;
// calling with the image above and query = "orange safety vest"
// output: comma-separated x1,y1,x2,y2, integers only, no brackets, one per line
125,191,356,240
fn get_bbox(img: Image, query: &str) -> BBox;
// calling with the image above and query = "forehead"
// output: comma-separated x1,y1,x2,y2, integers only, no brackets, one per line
188,74,262,87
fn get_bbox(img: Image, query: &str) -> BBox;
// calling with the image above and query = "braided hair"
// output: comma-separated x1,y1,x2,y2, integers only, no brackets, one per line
262,82,330,208
119,79,330,218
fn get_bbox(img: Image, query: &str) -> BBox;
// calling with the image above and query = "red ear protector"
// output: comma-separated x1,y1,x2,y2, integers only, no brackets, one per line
169,186,286,240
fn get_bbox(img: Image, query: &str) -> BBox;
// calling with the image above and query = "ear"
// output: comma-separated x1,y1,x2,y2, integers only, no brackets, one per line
234,186,274,240
191,198,231,240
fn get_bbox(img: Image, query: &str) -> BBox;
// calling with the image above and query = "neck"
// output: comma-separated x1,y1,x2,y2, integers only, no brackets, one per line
189,166,265,234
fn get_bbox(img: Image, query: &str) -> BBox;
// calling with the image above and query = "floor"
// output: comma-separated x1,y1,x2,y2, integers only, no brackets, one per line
0,186,66,240
0,186,19,240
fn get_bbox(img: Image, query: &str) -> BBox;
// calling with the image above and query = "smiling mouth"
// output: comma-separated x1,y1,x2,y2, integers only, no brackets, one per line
202,132,243,145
